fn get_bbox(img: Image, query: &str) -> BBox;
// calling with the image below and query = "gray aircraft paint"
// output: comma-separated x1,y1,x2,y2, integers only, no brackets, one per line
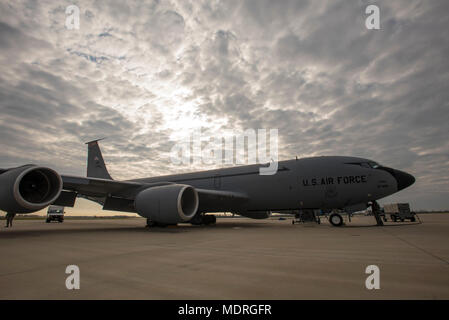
130,156,404,214
0,141,415,221
81,142,414,215
85,139,112,180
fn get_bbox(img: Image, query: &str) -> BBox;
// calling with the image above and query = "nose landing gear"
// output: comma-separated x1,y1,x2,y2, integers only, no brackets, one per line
369,201,384,226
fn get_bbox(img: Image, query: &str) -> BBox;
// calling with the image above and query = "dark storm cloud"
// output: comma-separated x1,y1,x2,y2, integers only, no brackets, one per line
0,0,448,209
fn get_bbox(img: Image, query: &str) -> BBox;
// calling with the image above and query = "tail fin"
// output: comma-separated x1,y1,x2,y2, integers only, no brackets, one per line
85,138,113,180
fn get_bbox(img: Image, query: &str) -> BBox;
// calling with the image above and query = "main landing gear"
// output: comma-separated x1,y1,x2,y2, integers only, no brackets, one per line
189,214,217,226
291,209,321,225
145,214,217,228
145,219,177,228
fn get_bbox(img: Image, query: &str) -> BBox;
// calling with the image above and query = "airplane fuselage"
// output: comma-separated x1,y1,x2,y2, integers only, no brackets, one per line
132,156,414,214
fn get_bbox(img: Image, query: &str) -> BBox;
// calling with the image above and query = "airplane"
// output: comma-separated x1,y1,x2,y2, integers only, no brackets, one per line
0,139,415,227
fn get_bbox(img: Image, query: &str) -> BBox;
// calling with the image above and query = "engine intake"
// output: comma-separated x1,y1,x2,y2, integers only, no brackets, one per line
0,165,63,213
134,184,199,224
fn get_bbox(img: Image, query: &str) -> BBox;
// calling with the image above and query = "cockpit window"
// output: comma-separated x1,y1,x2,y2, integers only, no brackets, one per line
346,161,380,168
368,162,379,168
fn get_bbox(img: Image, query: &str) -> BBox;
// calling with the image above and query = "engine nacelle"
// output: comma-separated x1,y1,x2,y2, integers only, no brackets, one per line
134,184,199,224
0,165,63,213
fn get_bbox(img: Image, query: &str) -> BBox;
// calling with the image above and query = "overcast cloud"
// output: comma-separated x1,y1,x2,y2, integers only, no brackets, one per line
0,0,448,210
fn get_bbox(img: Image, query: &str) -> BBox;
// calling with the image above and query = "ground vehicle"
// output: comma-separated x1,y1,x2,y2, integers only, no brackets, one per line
291,209,323,225
383,203,415,222
46,205,64,223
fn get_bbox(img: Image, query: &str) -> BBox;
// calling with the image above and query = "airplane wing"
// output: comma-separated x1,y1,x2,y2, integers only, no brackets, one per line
59,175,248,213
1,141,249,217
61,175,168,198
196,189,248,200
59,175,173,211
196,188,249,212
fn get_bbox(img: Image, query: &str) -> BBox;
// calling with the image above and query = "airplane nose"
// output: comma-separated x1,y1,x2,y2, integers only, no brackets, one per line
378,166,415,191
393,169,416,191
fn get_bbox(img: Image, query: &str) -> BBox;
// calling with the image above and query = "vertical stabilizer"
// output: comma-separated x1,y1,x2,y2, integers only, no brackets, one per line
85,138,113,180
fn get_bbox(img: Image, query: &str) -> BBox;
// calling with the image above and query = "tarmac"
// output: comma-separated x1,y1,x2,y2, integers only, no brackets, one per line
0,214,448,299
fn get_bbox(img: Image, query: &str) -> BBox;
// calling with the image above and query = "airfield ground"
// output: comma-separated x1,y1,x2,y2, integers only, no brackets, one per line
0,214,448,299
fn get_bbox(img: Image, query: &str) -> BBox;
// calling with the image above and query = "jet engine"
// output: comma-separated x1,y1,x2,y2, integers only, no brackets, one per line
134,184,199,224
0,165,63,213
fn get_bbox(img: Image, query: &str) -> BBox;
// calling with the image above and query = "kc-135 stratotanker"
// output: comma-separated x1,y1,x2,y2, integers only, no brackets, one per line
0,140,415,227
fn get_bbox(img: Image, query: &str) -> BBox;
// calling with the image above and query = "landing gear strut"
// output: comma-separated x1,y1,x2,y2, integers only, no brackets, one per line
202,215,216,225
370,201,384,226
189,214,217,226
146,219,177,228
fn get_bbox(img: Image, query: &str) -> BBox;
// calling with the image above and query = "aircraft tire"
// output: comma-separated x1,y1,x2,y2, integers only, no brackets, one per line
203,215,216,225
146,219,173,228
329,213,343,227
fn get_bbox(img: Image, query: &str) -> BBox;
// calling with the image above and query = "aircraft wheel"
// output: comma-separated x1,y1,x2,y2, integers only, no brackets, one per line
329,213,343,227
203,215,216,225
146,219,171,228
410,217,416,222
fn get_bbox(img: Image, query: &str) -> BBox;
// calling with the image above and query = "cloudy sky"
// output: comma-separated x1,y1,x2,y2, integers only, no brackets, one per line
0,0,448,211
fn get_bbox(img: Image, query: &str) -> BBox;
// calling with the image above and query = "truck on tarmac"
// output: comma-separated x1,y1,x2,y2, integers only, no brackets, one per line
383,203,416,222
46,205,65,223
